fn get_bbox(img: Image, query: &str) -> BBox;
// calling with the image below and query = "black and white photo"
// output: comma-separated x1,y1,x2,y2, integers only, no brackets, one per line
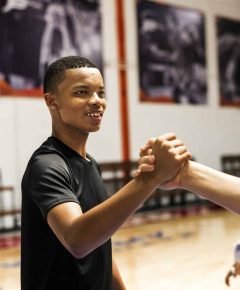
0,0,103,97
137,0,207,104
217,17,240,106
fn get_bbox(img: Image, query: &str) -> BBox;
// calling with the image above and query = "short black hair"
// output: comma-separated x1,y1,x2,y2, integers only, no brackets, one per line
43,56,98,93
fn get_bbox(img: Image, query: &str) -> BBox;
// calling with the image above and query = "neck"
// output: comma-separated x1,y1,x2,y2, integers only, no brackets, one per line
52,125,88,158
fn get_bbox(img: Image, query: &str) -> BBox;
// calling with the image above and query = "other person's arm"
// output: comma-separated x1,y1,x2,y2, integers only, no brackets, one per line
136,138,240,215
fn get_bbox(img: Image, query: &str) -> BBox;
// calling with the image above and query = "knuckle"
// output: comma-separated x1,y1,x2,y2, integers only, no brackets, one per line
174,155,182,163
138,158,142,165
147,148,153,155
168,147,175,154
149,137,156,144
156,136,163,144
181,147,187,153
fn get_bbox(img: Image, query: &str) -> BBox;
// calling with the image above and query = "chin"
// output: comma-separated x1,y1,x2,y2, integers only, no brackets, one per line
89,126,101,133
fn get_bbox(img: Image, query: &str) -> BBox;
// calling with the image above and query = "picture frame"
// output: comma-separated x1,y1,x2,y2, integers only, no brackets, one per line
216,16,240,106
0,0,103,97
137,0,207,104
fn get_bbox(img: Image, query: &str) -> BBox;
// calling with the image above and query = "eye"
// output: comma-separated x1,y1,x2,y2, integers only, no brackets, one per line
75,90,88,96
98,91,105,98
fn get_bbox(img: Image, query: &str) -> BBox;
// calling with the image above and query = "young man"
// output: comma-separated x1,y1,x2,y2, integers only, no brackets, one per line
21,56,191,290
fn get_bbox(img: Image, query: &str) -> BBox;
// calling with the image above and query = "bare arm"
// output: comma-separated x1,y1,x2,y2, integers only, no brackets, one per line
47,133,191,259
180,161,240,215
137,138,240,215
47,177,157,258
138,158,240,215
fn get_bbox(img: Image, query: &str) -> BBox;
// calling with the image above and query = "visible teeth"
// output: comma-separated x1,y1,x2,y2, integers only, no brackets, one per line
87,112,101,117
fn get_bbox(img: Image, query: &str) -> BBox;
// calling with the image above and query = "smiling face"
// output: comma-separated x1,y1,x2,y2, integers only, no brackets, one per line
49,67,106,136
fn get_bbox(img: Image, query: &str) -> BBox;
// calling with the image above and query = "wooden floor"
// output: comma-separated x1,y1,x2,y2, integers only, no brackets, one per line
0,209,239,290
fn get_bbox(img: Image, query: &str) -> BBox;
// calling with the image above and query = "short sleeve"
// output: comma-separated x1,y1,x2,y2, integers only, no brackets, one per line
28,153,79,220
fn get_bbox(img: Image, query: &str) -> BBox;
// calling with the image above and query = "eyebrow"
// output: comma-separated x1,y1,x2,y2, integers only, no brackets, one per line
72,85,105,90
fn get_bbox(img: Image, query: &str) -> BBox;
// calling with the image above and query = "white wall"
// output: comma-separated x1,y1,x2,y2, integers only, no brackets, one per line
124,0,240,169
0,0,240,212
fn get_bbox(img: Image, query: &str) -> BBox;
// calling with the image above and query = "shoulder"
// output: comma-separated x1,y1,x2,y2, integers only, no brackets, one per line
29,137,70,173
24,152,72,185
32,153,68,171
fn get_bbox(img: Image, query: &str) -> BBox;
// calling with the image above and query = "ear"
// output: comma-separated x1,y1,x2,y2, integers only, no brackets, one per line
44,93,59,111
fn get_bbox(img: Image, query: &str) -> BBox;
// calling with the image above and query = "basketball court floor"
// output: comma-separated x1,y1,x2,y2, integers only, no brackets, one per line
0,209,239,290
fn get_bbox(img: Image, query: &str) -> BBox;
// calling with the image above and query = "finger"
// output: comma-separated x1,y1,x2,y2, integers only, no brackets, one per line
169,139,184,148
154,134,177,149
173,146,188,156
139,148,152,157
132,169,141,178
138,155,155,165
159,132,177,142
175,151,192,162
139,163,155,173
140,138,156,152
132,163,155,177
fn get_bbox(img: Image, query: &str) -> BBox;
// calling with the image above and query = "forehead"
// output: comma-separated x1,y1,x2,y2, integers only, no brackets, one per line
59,67,104,89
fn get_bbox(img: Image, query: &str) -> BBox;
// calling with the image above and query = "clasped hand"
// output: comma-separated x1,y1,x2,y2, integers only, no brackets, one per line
133,133,191,188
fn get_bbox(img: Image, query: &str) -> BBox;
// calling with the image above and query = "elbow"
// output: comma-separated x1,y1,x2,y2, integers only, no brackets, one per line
64,235,90,259
68,245,88,259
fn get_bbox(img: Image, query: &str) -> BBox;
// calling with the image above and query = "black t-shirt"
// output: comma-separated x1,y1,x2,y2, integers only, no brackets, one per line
21,137,112,290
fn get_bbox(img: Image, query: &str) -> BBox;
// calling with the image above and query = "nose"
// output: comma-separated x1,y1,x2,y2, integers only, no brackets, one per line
89,92,103,106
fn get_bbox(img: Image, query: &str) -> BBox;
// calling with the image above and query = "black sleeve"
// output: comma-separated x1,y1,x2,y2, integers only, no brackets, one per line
28,153,79,220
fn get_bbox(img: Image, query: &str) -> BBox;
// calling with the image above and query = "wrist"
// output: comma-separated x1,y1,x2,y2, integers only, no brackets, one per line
134,172,159,192
180,161,194,190
181,161,210,194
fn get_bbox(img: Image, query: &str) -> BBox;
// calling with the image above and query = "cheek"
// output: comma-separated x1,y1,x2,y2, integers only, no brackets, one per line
58,103,79,121
60,99,83,112
103,100,107,110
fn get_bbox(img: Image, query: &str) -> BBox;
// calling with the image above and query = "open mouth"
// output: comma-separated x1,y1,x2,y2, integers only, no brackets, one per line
87,111,103,118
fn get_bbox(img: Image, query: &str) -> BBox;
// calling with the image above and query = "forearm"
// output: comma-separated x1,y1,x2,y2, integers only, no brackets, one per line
66,176,157,258
53,133,190,258
181,161,240,214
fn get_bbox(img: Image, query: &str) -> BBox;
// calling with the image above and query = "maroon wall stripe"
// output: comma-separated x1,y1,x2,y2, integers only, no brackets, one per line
116,0,130,161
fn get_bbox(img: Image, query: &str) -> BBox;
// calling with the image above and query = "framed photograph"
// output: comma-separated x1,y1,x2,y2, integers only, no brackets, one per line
0,0,103,97
137,0,207,104
216,17,240,106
